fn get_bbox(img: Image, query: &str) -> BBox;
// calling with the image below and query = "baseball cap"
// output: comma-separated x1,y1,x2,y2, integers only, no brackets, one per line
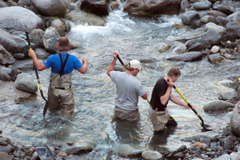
129,60,141,71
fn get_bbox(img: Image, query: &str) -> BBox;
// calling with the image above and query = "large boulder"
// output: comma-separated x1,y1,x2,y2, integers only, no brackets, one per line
123,0,181,16
31,0,66,17
0,6,44,32
0,44,15,65
42,27,60,54
0,29,28,54
15,73,38,94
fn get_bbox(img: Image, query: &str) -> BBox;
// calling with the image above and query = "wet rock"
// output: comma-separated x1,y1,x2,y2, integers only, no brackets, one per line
0,67,11,81
203,100,235,112
0,151,12,160
210,45,220,54
193,1,212,11
219,91,236,101
0,144,15,154
205,22,226,35
167,51,204,62
181,10,200,26
123,0,180,16
158,43,171,53
79,0,109,16
226,22,240,41
0,137,11,146
65,144,93,155
142,150,162,160
212,3,234,15
0,44,15,65
201,30,222,46
185,38,210,51
15,73,38,94
173,42,187,54
208,53,226,64
200,136,211,146
230,102,240,137
221,136,234,151
0,29,29,54
66,9,106,26
180,0,190,12
31,0,66,17
167,28,205,42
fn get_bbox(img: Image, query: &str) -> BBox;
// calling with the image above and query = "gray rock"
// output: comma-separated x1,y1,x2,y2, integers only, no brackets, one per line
181,11,200,26
0,44,15,65
226,22,240,41
0,28,29,54
203,100,235,112
208,53,225,64
205,22,226,35
31,0,66,17
42,27,60,54
201,30,222,45
142,150,162,160
0,6,44,32
231,102,240,136
80,0,109,16
15,73,38,94
65,9,106,26
185,38,210,51
194,1,212,10
167,51,204,62
0,144,14,154
0,151,12,160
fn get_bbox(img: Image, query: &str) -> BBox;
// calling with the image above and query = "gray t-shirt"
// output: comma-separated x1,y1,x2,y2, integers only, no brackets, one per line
110,71,145,111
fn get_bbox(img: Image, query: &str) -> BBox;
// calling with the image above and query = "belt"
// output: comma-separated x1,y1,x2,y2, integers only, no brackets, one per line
54,85,71,90
151,107,164,112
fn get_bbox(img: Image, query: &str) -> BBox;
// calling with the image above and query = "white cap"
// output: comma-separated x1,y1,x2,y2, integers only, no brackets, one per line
129,60,141,70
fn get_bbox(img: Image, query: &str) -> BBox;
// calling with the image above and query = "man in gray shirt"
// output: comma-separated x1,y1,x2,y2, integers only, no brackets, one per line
107,51,148,121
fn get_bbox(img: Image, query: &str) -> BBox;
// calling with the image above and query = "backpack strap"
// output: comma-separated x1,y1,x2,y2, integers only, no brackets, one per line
59,53,70,77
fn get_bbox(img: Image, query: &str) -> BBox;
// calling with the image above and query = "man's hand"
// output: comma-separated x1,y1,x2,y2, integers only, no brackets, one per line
28,49,35,58
82,57,88,64
167,78,174,88
113,51,118,59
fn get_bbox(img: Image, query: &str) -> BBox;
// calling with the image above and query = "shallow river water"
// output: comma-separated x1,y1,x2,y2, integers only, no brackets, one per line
1,5,240,160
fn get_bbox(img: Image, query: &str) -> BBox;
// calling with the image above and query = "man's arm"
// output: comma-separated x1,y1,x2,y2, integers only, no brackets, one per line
160,86,172,105
141,92,148,100
78,57,88,74
169,93,188,108
107,52,118,77
28,50,47,71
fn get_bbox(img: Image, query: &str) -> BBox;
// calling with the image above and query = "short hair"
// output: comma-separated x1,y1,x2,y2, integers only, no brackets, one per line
127,65,134,71
167,67,181,77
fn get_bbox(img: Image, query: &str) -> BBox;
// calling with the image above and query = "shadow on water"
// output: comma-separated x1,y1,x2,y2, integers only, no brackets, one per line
112,118,142,145
148,128,176,150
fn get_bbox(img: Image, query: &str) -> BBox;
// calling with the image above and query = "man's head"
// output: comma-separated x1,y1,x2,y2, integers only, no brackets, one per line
55,37,76,51
167,67,181,82
127,60,141,76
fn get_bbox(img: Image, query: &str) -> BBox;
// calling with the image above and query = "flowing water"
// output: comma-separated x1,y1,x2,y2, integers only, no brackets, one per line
1,3,240,160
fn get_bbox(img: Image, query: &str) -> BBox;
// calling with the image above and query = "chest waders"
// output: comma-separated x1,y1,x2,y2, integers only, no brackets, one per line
48,54,75,116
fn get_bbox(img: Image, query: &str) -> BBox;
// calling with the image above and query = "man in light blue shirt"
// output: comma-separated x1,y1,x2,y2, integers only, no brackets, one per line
107,52,148,121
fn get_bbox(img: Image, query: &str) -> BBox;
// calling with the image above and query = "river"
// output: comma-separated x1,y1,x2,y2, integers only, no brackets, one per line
1,3,240,160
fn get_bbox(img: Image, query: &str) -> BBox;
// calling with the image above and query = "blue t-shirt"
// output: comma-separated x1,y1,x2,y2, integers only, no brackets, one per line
43,53,82,74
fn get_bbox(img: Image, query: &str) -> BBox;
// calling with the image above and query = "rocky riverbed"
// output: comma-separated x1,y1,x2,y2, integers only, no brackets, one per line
1,0,240,160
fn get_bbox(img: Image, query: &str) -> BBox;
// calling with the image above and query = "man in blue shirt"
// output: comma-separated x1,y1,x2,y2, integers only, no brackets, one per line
28,37,88,116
